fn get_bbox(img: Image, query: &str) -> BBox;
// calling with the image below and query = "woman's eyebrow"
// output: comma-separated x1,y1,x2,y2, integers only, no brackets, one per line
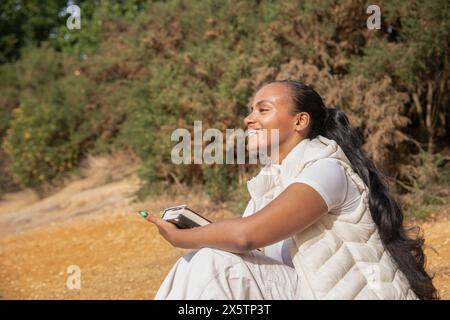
249,100,274,109
256,100,274,106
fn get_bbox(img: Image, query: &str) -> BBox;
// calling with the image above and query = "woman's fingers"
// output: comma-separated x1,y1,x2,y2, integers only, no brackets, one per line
145,213,156,223
146,214,165,231
145,213,178,233
140,212,181,247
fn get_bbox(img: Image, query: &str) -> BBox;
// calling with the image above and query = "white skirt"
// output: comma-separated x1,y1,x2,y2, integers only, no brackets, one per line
154,247,302,300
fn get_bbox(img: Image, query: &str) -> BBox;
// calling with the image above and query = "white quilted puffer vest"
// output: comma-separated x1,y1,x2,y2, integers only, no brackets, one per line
246,135,417,300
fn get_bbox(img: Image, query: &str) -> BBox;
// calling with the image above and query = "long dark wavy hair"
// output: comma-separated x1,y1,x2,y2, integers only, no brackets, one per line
265,80,438,300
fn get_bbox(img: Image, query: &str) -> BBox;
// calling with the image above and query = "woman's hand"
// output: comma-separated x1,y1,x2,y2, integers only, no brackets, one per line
143,213,247,252
145,213,181,246
144,213,252,253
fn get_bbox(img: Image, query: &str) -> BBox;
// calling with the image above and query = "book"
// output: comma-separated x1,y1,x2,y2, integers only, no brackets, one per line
160,204,212,229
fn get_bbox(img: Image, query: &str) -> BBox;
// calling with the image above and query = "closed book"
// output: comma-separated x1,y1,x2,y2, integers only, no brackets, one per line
161,205,212,229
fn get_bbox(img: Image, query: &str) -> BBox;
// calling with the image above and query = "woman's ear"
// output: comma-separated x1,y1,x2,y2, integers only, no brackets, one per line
294,112,310,133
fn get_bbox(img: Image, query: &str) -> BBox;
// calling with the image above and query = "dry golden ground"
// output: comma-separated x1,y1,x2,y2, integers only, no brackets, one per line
0,153,235,299
420,207,450,299
0,153,448,299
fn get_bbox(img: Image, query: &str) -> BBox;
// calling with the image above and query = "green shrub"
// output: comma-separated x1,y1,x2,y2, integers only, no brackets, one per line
0,0,448,216
3,75,92,188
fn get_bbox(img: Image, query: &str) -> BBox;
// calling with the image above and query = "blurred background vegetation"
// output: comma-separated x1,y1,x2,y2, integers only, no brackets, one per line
0,0,449,217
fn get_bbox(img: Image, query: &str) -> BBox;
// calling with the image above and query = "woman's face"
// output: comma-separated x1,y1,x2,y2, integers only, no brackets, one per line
244,83,301,155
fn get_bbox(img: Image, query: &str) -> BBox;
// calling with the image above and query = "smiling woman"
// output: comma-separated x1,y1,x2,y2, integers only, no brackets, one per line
147,80,438,300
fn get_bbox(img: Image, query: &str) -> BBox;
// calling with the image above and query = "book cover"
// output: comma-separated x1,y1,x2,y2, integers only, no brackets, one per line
161,205,212,229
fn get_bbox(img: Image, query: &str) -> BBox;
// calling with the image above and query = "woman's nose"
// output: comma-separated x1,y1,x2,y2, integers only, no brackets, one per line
244,112,255,126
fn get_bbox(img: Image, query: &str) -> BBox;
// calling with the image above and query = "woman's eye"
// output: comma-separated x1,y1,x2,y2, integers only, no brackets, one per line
259,108,269,112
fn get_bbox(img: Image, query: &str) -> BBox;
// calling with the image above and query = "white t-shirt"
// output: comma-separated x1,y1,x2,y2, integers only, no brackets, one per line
242,158,362,267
